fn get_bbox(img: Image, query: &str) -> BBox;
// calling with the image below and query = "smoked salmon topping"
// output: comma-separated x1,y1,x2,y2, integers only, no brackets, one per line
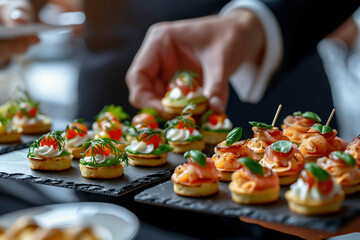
345,136,360,167
247,127,290,153
231,164,279,192
317,152,360,186
260,143,304,177
215,140,260,161
282,116,317,143
172,158,218,185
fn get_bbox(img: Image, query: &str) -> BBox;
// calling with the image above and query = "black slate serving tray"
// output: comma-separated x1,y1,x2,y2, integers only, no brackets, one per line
0,135,40,155
0,149,185,197
135,180,360,232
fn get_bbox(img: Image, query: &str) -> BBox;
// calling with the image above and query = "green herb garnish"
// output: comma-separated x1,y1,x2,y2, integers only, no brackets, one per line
238,157,264,175
184,150,206,167
332,151,356,167
311,124,333,135
201,110,213,124
171,71,199,91
27,131,67,158
95,105,129,122
249,121,273,129
81,138,129,166
271,140,293,153
225,127,242,146
0,114,10,127
136,128,163,143
304,163,330,181
293,111,321,123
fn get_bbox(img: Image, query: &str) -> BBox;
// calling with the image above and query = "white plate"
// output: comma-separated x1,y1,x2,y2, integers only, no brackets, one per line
0,202,139,240
0,23,70,39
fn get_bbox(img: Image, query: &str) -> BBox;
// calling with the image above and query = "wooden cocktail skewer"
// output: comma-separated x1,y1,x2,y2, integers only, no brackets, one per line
326,108,335,126
271,104,282,127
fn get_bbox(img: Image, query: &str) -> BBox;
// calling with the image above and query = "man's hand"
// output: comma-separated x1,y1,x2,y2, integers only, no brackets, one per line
126,9,264,116
0,0,39,64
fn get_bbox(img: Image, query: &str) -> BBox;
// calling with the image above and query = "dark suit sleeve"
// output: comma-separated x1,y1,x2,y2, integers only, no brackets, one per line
262,0,359,70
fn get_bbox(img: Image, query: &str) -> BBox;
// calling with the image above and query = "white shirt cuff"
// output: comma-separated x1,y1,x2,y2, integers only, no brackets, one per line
220,0,283,103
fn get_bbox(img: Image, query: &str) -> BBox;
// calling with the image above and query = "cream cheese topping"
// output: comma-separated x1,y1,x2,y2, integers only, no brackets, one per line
83,154,115,164
67,135,90,147
33,145,63,158
203,118,232,130
166,128,200,142
12,114,46,126
290,177,343,200
168,87,204,100
129,140,154,154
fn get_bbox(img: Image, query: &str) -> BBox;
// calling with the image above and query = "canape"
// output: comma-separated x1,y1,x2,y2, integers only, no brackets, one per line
27,131,73,171
345,136,360,167
94,117,127,151
200,110,232,144
161,71,207,115
0,114,21,143
260,140,304,185
172,150,219,197
92,104,129,133
299,124,342,162
229,157,280,204
12,93,51,135
125,108,163,143
285,162,344,215
165,106,205,153
281,111,321,145
247,121,290,158
65,119,93,159
79,138,129,179
317,151,360,194
125,128,173,166
212,127,259,181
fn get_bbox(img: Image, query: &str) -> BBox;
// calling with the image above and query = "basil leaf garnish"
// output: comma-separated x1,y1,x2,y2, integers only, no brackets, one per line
249,121,273,129
201,110,213,124
333,151,356,167
271,140,293,153
184,150,206,167
311,124,333,134
304,163,329,181
238,157,264,175
226,127,242,146
293,111,321,123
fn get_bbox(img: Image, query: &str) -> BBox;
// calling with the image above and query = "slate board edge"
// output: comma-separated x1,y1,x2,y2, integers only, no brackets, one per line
134,181,359,232
0,168,173,197
0,143,32,155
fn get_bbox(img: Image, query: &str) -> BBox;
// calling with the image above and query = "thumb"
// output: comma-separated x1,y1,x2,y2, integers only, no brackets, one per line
202,64,229,114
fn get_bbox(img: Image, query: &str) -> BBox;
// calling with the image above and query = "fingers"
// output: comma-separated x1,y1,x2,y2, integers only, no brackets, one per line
126,23,178,112
0,36,39,61
0,1,33,26
202,56,229,115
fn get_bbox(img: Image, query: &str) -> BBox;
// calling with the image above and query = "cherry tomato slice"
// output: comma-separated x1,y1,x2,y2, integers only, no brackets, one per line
139,133,160,149
66,122,88,139
40,136,58,150
29,107,37,117
318,178,333,195
132,113,158,129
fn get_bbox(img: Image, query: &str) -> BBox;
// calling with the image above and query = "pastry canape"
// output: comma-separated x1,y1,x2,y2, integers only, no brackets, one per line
65,119,93,159
260,140,304,185
125,108,162,143
200,110,232,144
27,131,73,171
94,117,127,151
212,127,259,181
317,151,360,194
125,128,173,167
247,121,290,158
345,136,360,167
229,157,280,204
285,162,344,215
161,71,207,115
92,104,129,134
12,92,51,135
79,138,129,179
0,114,21,143
172,150,219,197
299,124,342,162
165,106,205,153
282,111,321,145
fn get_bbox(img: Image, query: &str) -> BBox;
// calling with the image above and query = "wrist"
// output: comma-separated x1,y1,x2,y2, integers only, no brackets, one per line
225,9,265,64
